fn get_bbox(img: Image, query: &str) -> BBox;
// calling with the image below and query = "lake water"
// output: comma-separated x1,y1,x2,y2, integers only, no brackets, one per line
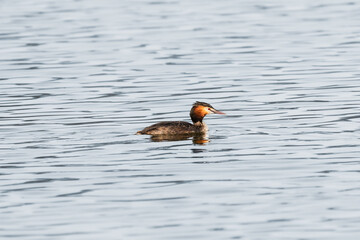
1,0,360,239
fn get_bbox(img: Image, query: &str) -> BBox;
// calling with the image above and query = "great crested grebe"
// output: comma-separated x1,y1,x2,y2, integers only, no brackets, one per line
136,102,225,135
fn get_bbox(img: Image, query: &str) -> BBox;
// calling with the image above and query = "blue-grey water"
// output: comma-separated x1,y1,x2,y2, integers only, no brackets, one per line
1,0,360,239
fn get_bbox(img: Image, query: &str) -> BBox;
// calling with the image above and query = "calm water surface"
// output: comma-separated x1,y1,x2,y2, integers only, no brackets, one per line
1,0,360,239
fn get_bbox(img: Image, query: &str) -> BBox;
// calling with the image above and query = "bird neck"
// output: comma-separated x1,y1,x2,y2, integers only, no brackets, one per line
193,121,204,127
194,121,208,132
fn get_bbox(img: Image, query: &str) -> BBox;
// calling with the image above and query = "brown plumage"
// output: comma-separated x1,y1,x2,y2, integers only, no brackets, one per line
136,102,225,135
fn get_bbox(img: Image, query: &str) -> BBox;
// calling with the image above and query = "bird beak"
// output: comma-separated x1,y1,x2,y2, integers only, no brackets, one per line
210,108,225,115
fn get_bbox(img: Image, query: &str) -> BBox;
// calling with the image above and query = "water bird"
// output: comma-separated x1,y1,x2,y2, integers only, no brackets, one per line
136,101,225,135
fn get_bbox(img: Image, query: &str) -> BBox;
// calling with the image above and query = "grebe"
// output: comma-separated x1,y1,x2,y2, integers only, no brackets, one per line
136,102,225,135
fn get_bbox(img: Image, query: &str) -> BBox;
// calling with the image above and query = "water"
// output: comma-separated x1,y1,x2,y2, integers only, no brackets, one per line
1,0,360,239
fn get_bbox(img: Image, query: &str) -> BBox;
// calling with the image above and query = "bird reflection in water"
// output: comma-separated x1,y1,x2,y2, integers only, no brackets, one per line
150,132,209,145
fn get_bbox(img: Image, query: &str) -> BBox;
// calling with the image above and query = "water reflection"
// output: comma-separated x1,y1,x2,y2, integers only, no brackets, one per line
150,133,209,145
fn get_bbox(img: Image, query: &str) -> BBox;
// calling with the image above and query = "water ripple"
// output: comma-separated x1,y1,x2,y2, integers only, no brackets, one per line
1,0,360,239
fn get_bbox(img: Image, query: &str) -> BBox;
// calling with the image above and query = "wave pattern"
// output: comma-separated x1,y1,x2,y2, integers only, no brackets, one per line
1,0,360,239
